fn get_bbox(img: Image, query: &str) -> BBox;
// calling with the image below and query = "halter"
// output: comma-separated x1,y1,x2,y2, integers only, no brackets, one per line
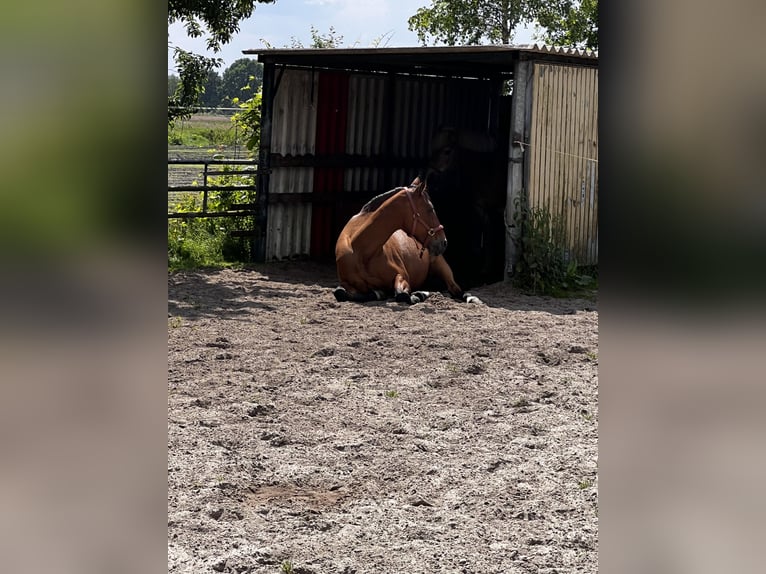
404,187,444,257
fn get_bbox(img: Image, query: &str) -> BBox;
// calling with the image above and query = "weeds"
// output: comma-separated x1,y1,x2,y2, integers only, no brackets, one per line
168,184,257,270
384,390,399,398
512,191,597,296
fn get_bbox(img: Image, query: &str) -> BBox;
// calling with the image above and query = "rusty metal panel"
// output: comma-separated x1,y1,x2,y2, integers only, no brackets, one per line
312,71,349,258
527,63,598,265
266,68,318,260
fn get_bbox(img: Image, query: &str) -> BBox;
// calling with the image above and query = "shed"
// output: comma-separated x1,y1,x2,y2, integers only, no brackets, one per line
243,44,598,287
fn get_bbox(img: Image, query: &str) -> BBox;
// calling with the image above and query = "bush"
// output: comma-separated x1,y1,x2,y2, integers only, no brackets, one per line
512,191,595,296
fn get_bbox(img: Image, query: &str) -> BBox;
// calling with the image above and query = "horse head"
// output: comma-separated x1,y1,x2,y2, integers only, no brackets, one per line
404,180,448,257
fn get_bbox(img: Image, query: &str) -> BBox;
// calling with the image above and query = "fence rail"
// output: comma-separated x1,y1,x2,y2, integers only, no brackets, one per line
168,159,267,219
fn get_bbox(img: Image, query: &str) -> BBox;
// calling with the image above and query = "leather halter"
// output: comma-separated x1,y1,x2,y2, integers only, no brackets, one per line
404,187,444,239
404,186,444,258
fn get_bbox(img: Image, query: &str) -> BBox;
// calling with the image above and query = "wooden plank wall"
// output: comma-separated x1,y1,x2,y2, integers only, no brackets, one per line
527,63,598,265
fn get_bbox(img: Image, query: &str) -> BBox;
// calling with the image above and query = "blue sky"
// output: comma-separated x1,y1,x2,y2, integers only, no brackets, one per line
168,0,537,73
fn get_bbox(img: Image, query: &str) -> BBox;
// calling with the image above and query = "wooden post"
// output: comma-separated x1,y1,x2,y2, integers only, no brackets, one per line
505,59,529,280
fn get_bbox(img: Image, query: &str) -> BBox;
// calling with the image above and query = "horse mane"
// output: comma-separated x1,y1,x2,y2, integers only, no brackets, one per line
360,187,406,214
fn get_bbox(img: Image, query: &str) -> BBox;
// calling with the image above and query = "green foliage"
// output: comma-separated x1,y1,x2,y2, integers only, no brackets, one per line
199,69,223,108
168,49,219,123
407,0,598,51
232,91,262,152
168,0,275,121
263,26,346,49
305,25,344,48
168,168,257,270
168,215,226,270
168,74,180,98
512,191,594,296
408,0,540,45
537,0,599,50
220,58,263,106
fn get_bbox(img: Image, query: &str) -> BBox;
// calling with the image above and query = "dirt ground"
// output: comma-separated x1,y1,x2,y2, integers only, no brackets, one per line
168,262,598,574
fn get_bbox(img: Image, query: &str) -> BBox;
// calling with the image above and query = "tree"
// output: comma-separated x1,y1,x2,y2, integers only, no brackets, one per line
408,0,541,45
199,70,223,108
407,0,598,50
168,74,180,98
168,0,276,122
220,58,263,106
537,0,598,51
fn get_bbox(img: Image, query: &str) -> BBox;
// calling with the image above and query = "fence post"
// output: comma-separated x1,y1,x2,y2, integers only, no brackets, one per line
505,58,529,280
202,162,209,214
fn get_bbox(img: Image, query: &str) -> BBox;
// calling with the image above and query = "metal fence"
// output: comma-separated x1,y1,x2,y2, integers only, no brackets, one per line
167,159,263,218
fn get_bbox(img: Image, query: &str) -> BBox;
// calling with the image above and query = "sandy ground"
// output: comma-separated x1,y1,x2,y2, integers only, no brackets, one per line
168,262,598,573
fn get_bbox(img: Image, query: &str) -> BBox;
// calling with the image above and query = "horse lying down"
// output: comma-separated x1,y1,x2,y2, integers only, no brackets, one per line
333,181,481,305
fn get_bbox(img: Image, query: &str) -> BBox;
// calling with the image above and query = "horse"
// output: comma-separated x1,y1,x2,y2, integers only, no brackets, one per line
333,178,481,305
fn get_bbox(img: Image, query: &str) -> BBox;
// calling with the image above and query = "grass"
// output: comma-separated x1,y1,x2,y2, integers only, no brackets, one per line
168,113,243,148
384,390,399,398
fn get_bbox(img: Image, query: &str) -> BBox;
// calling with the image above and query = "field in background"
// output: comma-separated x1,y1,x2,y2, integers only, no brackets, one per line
168,113,254,211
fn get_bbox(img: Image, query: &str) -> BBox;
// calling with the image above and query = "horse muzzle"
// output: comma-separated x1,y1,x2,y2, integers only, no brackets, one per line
428,236,448,257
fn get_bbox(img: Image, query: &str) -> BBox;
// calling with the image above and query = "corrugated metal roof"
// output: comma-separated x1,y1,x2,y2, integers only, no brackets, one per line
243,44,597,77
516,43,598,59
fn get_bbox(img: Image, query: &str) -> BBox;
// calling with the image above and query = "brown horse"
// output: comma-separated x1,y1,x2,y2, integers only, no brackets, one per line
333,179,481,304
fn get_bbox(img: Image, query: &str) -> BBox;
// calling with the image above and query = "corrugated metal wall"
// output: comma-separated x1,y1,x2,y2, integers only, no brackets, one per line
266,69,317,260
345,74,386,193
526,63,598,265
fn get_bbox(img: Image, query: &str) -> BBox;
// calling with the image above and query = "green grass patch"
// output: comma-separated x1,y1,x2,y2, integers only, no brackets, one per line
168,113,242,147
168,186,257,271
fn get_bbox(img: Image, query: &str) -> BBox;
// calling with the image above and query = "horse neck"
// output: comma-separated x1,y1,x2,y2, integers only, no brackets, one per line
352,194,410,257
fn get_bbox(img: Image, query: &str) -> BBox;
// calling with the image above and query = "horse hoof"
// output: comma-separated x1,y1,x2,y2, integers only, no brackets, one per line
333,287,349,302
462,292,482,304
411,291,431,303
395,291,411,303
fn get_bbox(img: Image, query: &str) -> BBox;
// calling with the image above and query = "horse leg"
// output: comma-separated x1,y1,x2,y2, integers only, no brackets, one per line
430,256,482,304
393,274,414,303
333,286,386,303
391,274,431,304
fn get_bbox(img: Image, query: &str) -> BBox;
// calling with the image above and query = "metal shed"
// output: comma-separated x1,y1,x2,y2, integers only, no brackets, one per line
243,44,598,287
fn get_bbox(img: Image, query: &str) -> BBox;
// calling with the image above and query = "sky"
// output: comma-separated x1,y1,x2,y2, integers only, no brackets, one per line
168,0,537,73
